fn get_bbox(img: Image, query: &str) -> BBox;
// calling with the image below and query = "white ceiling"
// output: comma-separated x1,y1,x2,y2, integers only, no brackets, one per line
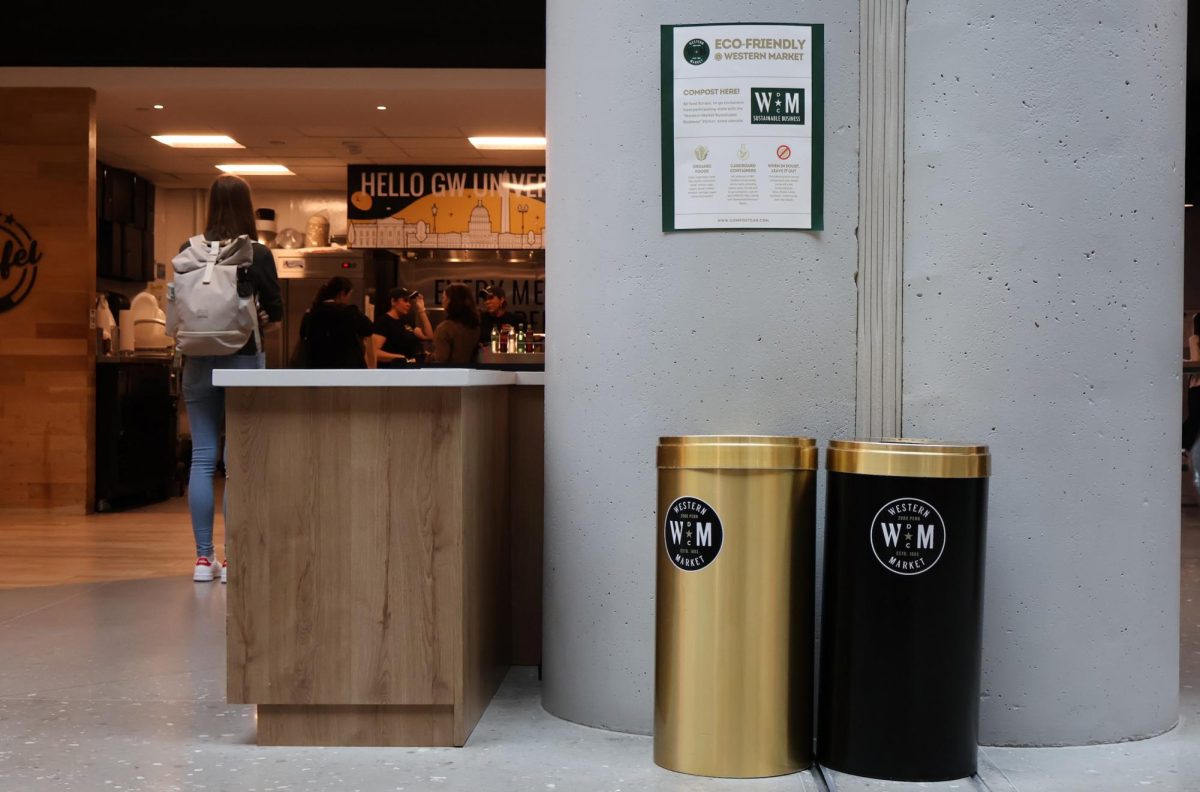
0,68,546,190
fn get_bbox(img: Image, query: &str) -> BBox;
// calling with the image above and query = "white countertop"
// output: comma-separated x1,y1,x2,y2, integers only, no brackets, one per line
213,368,544,387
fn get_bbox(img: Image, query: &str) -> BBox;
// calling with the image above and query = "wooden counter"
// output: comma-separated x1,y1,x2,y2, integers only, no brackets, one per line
219,369,537,746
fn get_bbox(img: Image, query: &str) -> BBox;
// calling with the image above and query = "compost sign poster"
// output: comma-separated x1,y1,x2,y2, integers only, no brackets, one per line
661,23,824,231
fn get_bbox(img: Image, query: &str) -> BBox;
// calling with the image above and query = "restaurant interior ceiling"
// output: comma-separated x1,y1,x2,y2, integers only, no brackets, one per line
0,68,546,190
0,4,547,191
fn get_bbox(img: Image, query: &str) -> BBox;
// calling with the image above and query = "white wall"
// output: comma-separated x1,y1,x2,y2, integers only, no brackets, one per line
155,188,346,263
902,1,1185,744
252,190,347,241
543,0,860,734
154,188,204,270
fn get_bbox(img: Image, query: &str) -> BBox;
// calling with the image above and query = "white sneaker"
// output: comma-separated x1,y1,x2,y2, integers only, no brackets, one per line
220,559,228,585
193,556,218,582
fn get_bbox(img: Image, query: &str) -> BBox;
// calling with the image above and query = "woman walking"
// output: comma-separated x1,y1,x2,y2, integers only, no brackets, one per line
177,175,282,582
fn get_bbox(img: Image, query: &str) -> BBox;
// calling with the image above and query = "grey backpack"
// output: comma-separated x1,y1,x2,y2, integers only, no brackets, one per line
166,235,260,356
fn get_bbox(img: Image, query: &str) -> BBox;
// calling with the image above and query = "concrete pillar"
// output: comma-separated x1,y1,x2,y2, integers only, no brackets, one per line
902,2,1184,744
545,0,1185,745
543,0,860,733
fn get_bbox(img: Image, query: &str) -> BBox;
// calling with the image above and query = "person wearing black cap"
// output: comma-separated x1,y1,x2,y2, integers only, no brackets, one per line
479,285,521,348
373,286,433,366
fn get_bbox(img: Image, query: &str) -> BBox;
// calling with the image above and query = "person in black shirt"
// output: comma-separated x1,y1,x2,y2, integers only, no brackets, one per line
298,276,376,368
373,286,433,366
478,285,521,347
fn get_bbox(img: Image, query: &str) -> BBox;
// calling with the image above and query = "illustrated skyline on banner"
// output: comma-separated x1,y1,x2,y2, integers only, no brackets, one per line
350,191,546,249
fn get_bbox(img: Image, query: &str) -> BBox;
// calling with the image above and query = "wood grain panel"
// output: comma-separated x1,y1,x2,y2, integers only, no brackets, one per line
34,322,91,339
227,387,463,707
226,384,517,746
256,705,455,747
509,385,544,666
0,88,96,512
455,387,511,745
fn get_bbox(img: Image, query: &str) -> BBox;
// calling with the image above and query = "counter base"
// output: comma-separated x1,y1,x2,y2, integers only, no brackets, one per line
226,385,514,748
257,704,456,747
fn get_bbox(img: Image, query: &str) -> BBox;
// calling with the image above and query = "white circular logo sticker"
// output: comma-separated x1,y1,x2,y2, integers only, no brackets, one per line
870,497,946,576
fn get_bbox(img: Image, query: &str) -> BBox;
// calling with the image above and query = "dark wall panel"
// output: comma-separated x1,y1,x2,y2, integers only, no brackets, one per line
1,6,546,68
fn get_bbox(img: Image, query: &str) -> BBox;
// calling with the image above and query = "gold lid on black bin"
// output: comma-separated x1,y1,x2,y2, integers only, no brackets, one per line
826,438,991,479
658,435,818,471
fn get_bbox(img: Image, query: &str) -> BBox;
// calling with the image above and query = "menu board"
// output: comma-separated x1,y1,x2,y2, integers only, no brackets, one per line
661,23,823,231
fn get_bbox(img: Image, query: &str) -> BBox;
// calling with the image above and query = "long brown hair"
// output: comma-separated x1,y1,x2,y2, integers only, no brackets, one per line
313,276,353,309
204,174,257,240
443,283,480,328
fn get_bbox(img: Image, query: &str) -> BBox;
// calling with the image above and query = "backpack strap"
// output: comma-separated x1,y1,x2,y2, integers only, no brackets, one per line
244,239,262,356
202,240,219,284
250,295,262,356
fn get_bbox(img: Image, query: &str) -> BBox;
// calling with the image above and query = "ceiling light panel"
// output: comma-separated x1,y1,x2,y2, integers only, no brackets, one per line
153,134,244,148
215,163,294,175
468,136,547,150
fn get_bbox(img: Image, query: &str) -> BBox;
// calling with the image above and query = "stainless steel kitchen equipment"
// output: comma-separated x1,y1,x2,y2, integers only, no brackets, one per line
265,248,397,368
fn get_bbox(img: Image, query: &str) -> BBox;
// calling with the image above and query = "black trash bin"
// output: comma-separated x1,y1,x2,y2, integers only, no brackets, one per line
817,438,991,781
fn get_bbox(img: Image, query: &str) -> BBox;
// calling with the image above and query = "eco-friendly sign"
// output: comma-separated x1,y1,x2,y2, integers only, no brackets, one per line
661,23,823,231
347,165,546,249
0,212,42,313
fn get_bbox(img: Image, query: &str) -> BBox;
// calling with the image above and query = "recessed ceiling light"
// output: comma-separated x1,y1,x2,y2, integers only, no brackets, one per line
377,105,388,111
153,104,165,110
468,136,547,150
215,163,294,176
153,134,244,149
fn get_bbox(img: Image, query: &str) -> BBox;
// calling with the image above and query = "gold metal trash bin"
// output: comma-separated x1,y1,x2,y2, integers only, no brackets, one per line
654,435,818,778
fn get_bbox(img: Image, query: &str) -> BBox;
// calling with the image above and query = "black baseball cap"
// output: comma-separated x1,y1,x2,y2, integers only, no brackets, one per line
388,286,419,301
480,285,505,301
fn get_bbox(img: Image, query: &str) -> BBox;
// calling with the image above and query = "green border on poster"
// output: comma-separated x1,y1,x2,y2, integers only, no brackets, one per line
660,22,825,233
811,24,824,231
661,24,676,232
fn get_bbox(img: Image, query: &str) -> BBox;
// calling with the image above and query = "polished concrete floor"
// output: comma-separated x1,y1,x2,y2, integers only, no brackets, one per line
0,512,1196,791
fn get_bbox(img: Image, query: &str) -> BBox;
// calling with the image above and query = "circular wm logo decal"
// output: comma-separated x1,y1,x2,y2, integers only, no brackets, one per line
0,212,42,314
870,497,946,576
664,496,723,571
683,38,710,66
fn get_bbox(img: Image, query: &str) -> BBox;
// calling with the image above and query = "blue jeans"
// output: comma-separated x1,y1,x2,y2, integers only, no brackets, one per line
182,353,263,558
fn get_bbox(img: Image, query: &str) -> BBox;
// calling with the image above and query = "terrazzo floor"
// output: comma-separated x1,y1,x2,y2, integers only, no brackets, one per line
0,515,1196,792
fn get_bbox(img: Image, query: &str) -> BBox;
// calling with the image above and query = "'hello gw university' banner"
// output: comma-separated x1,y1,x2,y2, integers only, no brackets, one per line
347,165,546,250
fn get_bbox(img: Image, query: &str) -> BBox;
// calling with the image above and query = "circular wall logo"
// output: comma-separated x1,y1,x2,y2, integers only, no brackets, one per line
683,38,710,66
0,212,42,314
870,497,946,576
664,496,723,571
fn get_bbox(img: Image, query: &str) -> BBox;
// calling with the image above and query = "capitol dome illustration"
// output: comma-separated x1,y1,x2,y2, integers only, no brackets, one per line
464,201,495,246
